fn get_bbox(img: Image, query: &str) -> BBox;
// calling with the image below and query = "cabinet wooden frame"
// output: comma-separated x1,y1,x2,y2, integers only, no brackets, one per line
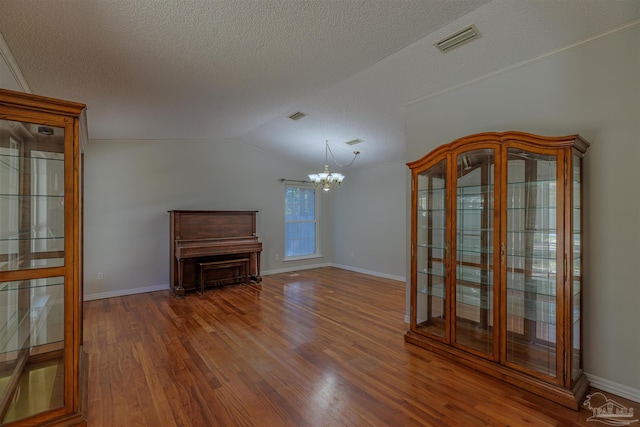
405,131,589,410
0,88,87,426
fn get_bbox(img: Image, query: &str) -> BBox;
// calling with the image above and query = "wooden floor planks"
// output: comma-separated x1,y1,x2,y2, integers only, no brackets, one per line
83,267,636,426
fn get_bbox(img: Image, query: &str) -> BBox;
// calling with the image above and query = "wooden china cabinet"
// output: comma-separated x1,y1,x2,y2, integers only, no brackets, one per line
405,131,589,409
0,89,87,426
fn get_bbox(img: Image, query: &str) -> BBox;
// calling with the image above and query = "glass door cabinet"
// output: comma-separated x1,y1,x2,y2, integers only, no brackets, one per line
406,131,589,409
0,89,87,426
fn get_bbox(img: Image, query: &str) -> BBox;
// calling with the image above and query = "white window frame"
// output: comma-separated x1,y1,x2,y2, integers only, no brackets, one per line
284,184,321,261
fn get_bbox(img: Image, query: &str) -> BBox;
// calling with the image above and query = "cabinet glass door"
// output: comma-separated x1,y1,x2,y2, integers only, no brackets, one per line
0,118,67,423
454,149,495,356
415,159,447,339
0,124,65,271
571,153,582,381
505,148,558,377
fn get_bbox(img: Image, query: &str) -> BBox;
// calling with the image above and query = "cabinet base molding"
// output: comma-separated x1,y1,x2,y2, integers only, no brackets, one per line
405,331,589,410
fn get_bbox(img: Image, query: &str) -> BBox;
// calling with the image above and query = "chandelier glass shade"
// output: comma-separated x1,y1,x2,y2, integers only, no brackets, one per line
308,165,344,191
308,141,358,191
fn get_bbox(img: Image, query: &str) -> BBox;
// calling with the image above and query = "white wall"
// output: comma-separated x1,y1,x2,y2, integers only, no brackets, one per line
83,139,334,299
405,24,640,399
332,161,406,281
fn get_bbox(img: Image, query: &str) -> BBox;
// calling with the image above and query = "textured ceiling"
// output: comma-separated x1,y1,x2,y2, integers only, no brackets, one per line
0,0,638,169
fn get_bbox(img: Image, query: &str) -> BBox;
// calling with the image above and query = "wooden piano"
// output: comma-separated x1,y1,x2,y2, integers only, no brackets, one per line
169,210,263,296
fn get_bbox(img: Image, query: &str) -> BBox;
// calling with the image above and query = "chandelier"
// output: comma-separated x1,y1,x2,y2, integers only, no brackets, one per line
308,140,359,191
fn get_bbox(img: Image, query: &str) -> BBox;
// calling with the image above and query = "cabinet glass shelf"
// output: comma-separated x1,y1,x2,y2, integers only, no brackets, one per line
456,285,493,309
0,152,64,160
0,277,64,355
0,234,64,243
417,264,497,287
508,178,557,186
416,242,446,249
417,224,445,230
454,247,494,255
456,184,495,190
455,227,493,232
417,282,445,297
0,277,66,293
0,141,66,275
417,265,445,277
417,207,446,211
507,252,557,261
506,295,556,324
506,274,556,294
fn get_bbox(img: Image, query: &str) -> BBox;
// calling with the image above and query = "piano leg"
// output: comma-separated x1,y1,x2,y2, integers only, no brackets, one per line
250,252,262,285
175,259,186,297
256,252,262,282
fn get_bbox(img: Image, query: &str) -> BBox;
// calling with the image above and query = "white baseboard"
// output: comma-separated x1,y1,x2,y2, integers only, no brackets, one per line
264,262,405,283
330,263,405,282
586,373,640,403
84,284,169,301
83,263,401,301
261,262,332,276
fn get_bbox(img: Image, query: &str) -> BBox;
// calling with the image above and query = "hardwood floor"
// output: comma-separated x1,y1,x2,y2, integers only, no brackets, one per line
83,267,636,426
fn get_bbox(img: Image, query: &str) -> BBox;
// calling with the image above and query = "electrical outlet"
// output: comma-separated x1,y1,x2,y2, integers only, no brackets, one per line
97,272,103,280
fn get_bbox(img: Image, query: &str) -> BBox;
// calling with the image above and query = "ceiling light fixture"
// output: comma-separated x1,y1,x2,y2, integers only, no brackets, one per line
308,140,359,191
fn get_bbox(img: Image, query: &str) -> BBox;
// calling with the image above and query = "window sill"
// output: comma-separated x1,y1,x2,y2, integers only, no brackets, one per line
283,254,323,262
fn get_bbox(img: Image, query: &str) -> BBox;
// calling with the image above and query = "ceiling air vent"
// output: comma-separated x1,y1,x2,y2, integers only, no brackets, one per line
288,111,307,121
435,25,481,53
345,138,363,146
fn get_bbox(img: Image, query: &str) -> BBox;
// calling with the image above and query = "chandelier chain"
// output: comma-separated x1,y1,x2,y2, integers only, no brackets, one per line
308,140,359,191
326,140,359,168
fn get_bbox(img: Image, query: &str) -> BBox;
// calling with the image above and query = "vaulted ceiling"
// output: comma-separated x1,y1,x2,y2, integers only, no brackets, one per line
0,0,638,169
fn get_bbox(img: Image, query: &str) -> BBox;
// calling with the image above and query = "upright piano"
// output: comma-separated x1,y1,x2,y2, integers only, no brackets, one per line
169,210,262,296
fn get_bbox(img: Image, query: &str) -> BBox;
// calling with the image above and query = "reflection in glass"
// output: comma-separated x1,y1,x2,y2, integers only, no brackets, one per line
0,121,65,271
454,149,495,355
572,154,582,380
0,277,65,423
506,148,557,377
416,160,447,338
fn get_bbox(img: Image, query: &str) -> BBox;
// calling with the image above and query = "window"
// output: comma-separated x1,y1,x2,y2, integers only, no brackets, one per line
284,185,319,259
